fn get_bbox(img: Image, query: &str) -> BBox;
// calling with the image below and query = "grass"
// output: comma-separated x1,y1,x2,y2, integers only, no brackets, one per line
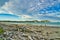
0,38,3,40
0,27,4,34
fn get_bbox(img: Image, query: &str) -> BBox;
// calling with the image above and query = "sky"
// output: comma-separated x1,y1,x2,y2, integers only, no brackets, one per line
0,0,60,21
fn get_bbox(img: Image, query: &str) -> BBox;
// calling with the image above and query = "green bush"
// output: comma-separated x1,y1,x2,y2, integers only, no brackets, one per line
0,27,4,34
0,38,3,40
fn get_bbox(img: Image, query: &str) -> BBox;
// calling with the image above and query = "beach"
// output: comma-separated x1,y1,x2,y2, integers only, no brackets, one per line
0,23,60,40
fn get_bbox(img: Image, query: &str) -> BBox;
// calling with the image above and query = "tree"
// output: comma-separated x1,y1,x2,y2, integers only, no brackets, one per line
41,20,50,26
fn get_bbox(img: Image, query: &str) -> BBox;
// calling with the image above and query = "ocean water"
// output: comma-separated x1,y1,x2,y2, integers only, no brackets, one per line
4,22,60,27
24,22,60,27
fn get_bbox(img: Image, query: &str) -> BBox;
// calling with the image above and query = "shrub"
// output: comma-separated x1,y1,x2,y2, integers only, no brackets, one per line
0,27,4,34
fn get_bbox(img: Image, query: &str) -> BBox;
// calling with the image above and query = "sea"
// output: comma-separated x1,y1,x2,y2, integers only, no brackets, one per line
2,22,60,27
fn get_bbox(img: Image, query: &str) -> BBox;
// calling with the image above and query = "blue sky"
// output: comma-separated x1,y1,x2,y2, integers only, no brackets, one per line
0,0,60,21
0,0,9,7
0,13,20,21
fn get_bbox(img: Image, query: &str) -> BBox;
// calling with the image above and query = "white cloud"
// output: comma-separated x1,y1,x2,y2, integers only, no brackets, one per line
37,13,44,16
57,15,60,18
0,9,14,15
1,0,58,15
0,0,60,21
2,2,9,10
0,9,8,14
0,10,5,13
21,15,32,19
28,7,35,12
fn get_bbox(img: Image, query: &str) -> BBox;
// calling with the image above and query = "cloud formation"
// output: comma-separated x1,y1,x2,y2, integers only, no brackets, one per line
0,0,60,21
0,0,9,7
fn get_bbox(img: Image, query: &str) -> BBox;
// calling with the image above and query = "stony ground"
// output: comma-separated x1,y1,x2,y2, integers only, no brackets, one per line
0,23,60,40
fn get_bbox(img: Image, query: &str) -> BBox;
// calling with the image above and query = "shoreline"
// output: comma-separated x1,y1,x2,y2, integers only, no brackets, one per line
0,22,60,27
0,23,60,40
0,22,60,28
